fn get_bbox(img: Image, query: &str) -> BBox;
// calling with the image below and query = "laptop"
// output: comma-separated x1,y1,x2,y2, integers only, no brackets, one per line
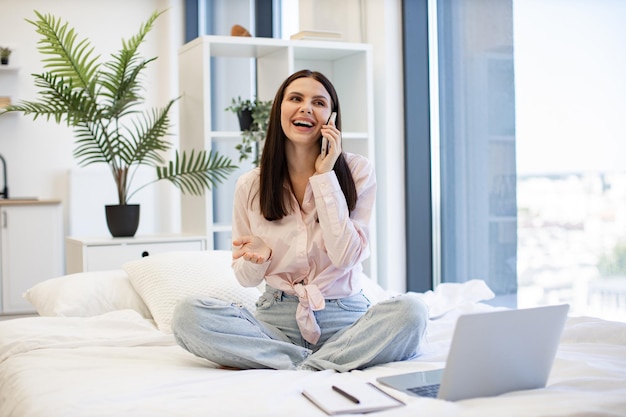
377,304,569,401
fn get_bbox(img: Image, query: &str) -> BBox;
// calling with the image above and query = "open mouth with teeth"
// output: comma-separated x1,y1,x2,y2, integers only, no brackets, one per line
293,120,314,128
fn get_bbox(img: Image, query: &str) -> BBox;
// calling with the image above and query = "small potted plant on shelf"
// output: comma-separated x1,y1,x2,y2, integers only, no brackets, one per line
225,96,272,164
0,47,11,65
0,10,238,237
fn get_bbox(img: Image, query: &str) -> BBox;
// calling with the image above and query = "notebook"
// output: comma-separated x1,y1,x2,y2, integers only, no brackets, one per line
377,304,569,401
302,381,405,415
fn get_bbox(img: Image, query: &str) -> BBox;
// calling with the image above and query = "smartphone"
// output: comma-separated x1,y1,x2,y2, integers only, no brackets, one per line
321,112,337,158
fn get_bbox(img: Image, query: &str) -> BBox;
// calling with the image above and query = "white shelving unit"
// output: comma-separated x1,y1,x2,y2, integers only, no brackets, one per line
178,35,377,279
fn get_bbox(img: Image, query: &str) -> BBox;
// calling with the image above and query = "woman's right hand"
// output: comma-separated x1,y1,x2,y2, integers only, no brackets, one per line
315,115,342,174
232,235,272,264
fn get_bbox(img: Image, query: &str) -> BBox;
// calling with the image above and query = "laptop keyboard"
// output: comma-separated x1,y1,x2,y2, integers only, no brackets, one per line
407,383,440,398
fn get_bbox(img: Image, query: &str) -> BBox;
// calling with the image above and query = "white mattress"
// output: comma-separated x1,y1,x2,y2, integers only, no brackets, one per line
1,292,625,416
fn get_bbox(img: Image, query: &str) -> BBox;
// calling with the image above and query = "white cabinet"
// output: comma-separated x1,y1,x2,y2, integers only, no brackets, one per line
178,35,377,279
65,235,208,274
0,201,63,314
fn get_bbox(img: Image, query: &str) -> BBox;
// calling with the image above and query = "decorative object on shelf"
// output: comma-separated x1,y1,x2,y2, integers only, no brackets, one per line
0,10,237,238
0,47,11,65
225,96,272,164
230,24,251,37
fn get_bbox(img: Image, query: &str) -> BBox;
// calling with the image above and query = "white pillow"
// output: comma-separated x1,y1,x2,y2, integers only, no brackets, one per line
123,250,261,333
23,270,152,318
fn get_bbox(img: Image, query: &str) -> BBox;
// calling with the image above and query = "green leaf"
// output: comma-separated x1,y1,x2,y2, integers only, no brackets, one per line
130,150,237,201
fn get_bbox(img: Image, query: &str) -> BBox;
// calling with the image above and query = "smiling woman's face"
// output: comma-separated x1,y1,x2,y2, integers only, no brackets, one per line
280,77,333,147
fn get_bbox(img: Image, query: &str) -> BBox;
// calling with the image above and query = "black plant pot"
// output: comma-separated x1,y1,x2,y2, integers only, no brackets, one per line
0,57,8,65
105,204,140,237
237,109,253,131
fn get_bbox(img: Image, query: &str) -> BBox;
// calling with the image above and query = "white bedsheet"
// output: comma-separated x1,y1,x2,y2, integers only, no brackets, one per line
1,285,625,417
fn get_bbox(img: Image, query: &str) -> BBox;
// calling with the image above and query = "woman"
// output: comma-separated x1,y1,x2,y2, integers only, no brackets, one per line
172,70,428,372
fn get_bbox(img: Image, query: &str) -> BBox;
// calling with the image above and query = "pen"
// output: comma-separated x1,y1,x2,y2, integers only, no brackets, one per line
332,385,360,404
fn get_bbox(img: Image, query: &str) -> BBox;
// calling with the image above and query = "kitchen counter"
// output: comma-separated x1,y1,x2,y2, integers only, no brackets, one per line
0,199,61,206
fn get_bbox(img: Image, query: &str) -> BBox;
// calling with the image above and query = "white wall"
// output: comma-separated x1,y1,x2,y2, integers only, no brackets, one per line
0,0,184,237
365,0,406,292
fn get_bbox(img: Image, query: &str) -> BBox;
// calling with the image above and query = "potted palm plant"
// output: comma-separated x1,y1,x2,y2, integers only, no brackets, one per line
225,96,272,164
1,10,237,237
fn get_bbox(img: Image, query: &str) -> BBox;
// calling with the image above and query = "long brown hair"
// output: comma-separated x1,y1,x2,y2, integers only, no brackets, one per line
259,70,357,221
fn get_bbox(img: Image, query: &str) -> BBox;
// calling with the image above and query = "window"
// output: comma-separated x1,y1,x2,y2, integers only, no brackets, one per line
406,0,626,321
184,0,274,40
435,0,517,305
514,0,626,321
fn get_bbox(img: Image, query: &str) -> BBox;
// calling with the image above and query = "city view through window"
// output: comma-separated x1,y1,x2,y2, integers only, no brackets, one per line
517,173,626,322
514,0,626,322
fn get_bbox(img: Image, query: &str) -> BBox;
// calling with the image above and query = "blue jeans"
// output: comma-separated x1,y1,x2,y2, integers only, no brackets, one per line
171,286,428,372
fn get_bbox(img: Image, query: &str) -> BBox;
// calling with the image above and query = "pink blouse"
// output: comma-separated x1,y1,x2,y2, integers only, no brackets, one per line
231,152,376,344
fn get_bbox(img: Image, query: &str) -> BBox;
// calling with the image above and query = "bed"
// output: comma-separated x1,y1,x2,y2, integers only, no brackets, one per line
1,250,625,417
